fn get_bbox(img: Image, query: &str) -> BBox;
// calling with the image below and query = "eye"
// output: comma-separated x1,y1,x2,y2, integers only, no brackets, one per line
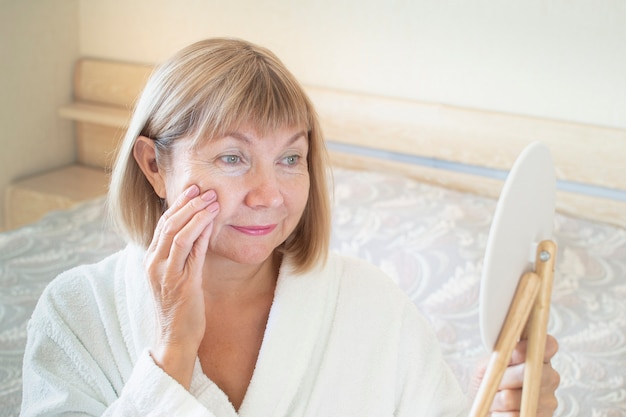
220,155,241,164
282,155,300,166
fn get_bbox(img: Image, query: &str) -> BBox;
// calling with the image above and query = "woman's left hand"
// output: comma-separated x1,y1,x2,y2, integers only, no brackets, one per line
470,334,560,417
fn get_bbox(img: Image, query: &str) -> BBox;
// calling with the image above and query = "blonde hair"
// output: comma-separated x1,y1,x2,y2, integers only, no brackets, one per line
108,38,331,273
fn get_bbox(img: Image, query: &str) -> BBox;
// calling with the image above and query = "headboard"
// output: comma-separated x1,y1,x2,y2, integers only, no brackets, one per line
56,58,626,229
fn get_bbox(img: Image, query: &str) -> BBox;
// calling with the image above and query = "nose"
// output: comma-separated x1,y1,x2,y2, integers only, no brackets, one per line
244,165,284,209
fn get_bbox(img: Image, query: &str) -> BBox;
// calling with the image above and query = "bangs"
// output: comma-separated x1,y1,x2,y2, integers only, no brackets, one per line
188,56,313,147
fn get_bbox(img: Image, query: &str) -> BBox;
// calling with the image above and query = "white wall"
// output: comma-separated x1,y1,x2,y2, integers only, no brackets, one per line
79,0,626,130
0,0,80,230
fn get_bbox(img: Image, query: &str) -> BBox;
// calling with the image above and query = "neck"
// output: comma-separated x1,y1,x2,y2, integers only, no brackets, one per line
201,251,281,303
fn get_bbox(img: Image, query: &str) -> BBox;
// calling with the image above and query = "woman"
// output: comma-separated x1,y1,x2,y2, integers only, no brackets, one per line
21,38,559,416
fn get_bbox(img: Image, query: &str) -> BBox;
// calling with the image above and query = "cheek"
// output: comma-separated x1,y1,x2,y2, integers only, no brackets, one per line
199,179,241,222
287,176,311,213
162,167,212,208
164,173,195,205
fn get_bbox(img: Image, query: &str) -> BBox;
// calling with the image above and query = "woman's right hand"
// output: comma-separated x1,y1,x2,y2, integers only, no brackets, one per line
144,184,220,389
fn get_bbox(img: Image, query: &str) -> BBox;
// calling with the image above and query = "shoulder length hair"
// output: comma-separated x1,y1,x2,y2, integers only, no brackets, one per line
108,38,331,273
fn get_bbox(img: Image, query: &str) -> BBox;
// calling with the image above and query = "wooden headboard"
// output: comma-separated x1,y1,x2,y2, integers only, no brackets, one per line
54,58,626,229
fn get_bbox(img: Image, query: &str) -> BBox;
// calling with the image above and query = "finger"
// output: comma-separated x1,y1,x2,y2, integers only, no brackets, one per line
509,339,528,366
491,388,522,413
152,188,217,263
468,356,488,398
145,187,217,291
544,334,559,362
186,218,216,279
540,362,561,393
498,358,558,391
167,200,219,273
536,385,559,417
149,184,200,254
499,362,525,390
509,334,559,366
491,385,557,416
496,362,560,414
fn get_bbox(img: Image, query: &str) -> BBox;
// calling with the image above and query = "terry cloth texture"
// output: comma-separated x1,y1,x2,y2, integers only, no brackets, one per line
21,244,468,416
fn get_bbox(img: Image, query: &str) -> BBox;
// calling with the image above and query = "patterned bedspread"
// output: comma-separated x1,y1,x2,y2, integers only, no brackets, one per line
1,167,624,416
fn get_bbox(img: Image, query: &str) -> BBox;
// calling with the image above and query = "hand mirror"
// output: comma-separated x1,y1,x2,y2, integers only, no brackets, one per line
479,141,556,350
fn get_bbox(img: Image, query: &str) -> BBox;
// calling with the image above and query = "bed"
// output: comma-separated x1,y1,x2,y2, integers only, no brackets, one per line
1,58,625,416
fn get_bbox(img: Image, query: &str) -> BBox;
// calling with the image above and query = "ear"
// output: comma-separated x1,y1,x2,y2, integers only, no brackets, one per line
133,136,167,198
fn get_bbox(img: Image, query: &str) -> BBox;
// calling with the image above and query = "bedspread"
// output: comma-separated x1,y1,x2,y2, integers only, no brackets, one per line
1,167,624,416
331,168,626,417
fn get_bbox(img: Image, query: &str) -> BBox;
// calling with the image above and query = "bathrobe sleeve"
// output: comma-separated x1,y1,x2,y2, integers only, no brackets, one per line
394,301,470,417
21,334,214,417
20,270,217,417
308,254,470,416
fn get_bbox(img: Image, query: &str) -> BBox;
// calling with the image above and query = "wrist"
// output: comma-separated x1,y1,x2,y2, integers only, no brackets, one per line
150,343,197,390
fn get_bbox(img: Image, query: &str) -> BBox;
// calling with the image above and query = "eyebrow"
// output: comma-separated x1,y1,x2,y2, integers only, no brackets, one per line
224,130,307,145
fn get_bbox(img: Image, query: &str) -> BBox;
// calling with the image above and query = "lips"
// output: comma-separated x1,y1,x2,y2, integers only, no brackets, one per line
231,224,278,236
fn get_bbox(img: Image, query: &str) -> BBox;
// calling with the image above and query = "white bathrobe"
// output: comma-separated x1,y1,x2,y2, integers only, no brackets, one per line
21,244,468,416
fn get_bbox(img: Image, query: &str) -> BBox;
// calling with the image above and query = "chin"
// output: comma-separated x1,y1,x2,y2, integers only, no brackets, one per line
211,245,278,266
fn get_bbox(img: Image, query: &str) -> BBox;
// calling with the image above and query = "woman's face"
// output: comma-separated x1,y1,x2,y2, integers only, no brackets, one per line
161,125,310,266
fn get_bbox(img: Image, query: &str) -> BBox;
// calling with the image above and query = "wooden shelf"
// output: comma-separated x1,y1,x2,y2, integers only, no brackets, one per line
4,59,150,230
58,101,130,128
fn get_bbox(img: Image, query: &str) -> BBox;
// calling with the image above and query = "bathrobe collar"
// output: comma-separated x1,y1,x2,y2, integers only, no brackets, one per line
125,244,340,416
238,255,340,416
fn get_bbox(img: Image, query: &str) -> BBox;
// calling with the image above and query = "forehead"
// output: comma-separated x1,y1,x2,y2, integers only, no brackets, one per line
189,124,309,149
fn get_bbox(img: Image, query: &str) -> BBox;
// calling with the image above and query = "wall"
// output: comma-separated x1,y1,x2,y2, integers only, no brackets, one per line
79,0,626,130
1,0,622,229
0,0,80,230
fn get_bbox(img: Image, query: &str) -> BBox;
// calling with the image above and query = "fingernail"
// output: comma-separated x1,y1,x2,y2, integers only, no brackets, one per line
201,190,216,201
207,202,219,212
185,185,200,198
